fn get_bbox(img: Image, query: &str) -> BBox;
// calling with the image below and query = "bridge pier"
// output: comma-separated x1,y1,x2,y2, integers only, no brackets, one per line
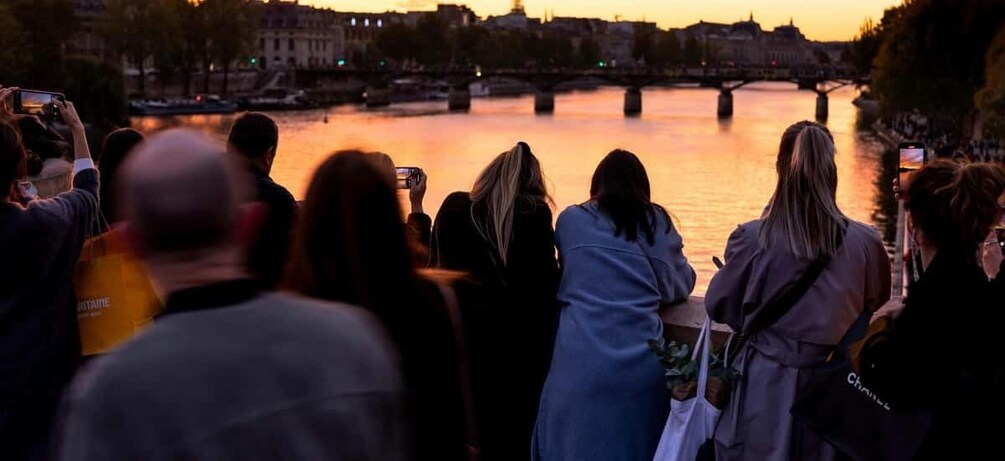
815,92,829,121
717,90,733,118
365,87,391,108
624,87,642,116
535,90,555,114
448,87,471,112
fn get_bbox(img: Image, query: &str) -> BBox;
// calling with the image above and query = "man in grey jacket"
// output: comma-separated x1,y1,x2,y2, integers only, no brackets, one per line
56,130,409,460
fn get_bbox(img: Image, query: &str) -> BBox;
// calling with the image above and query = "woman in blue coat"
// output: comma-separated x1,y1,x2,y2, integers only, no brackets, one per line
532,150,696,461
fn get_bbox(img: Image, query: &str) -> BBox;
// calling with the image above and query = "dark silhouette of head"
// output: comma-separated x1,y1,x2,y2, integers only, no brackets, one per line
98,128,145,221
905,160,1005,258
0,122,26,201
227,112,279,174
589,149,671,244
286,150,417,317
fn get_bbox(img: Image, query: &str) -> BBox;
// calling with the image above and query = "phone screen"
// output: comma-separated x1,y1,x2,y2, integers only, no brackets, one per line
16,90,64,117
395,167,420,190
899,146,925,172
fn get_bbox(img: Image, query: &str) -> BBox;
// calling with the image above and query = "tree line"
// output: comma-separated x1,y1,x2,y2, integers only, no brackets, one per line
852,0,1005,137
97,0,260,97
372,15,770,70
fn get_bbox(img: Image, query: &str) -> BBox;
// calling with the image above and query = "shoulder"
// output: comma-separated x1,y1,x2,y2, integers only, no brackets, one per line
731,220,762,241
251,293,394,351
844,220,884,245
257,176,296,206
556,203,595,228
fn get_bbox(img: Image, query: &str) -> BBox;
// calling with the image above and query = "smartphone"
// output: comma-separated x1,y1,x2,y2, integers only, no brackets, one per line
396,167,421,190
898,142,926,191
13,89,65,119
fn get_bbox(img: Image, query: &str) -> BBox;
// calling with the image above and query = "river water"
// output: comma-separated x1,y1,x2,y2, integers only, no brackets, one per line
132,82,890,294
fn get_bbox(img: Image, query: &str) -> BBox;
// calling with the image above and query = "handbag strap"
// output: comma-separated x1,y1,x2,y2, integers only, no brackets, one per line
742,253,832,337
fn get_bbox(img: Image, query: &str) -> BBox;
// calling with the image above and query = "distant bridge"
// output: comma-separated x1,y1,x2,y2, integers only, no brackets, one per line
295,66,868,119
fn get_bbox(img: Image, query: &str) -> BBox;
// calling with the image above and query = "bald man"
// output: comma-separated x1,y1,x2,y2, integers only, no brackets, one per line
56,130,409,461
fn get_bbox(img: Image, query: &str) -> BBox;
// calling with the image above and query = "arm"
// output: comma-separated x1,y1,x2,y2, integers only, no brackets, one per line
705,225,757,330
658,220,697,304
41,101,98,229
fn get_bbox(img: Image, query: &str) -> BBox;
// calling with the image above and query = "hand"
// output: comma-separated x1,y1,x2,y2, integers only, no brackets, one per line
53,99,84,133
0,86,16,120
980,230,1003,280
409,169,427,215
872,297,905,322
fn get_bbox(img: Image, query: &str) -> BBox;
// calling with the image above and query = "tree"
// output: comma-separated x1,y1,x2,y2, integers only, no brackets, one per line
850,8,902,75
632,26,656,64
976,27,1005,138
149,0,186,96
63,56,129,129
0,4,29,84
416,13,450,66
202,0,260,95
575,36,600,68
97,0,155,96
871,0,1005,134
179,0,208,96
375,23,421,64
8,0,77,89
683,36,702,66
451,26,490,66
530,32,573,68
652,31,682,67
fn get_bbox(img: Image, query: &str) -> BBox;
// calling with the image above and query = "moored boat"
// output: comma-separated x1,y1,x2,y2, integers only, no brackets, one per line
129,95,238,116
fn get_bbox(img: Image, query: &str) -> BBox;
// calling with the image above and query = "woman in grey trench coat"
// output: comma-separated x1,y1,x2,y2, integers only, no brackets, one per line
705,122,891,461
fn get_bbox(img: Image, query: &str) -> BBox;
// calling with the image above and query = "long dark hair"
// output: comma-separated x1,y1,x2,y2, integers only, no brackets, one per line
98,128,145,221
285,150,419,321
589,149,670,244
905,160,1005,259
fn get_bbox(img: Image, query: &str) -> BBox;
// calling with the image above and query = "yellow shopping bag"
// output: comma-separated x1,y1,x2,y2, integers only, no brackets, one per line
74,228,161,356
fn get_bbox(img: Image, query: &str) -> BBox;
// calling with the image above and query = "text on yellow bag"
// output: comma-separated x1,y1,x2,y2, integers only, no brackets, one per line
74,228,160,356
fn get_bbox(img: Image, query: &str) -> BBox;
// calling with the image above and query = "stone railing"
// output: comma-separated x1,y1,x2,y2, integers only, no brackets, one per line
660,296,732,346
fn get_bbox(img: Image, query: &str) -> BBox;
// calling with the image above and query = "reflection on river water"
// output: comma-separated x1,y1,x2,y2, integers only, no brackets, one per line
132,82,889,294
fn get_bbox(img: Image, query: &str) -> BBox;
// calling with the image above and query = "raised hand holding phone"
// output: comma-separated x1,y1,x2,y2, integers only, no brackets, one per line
53,99,90,161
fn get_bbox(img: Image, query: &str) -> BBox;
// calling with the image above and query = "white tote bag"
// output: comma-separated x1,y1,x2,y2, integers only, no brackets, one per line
653,316,722,461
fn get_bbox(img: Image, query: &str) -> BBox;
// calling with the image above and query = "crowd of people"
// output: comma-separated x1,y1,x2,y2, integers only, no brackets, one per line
2,82,1005,461
887,111,1005,162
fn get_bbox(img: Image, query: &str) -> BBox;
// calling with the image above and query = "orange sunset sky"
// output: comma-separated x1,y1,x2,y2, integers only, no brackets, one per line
304,0,904,41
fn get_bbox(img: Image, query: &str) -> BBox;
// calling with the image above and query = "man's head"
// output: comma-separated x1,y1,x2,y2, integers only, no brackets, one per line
0,122,26,202
120,129,259,290
227,112,279,174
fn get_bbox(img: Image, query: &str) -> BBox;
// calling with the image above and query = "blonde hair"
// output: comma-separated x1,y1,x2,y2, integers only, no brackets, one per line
470,143,548,265
760,125,847,259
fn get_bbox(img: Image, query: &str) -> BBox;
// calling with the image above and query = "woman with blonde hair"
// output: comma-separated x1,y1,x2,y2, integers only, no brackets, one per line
705,122,891,460
432,142,559,461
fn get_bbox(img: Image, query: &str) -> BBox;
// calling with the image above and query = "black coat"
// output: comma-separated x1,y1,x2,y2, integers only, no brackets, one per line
431,192,559,461
860,252,1005,459
248,169,297,289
